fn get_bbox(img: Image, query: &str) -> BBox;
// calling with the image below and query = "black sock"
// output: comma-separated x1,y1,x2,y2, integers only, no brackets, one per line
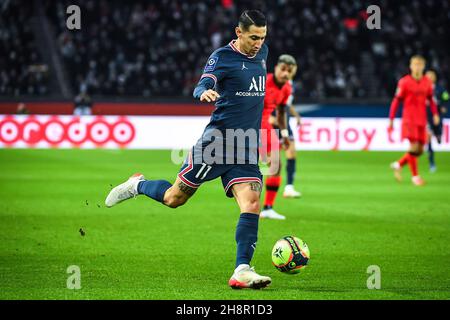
428,143,435,167
286,158,296,185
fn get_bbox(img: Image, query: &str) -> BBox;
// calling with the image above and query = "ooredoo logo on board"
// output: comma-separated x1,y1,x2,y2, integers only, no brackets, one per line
0,115,135,147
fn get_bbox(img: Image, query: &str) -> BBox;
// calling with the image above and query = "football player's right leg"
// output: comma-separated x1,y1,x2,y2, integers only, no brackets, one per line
105,175,195,208
162,177,197,208
407,141,425,185
105,173,146,207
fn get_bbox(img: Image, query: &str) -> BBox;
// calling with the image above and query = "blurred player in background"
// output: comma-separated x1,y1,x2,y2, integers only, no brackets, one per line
269,61,302,198
425,70,449,172
259,54,296,220
389,55,440,186
73,89,92,116
105,10,273,289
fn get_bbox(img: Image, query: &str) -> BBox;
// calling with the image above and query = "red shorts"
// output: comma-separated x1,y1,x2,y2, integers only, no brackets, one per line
401,123,427,144
260,120,280,158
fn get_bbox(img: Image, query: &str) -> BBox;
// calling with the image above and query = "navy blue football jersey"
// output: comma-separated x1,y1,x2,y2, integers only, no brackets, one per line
193,40,268,164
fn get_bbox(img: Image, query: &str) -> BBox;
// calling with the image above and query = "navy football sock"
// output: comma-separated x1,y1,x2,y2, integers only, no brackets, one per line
137,180,172,203
235,213,259,268
286,158,296,185
428,143,435,167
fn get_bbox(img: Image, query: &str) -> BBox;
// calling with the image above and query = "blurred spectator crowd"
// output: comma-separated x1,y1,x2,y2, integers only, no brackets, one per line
1,0,449,100
0,0,49,96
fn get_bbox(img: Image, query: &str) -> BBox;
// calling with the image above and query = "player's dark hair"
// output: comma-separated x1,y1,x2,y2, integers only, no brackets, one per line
238,10,266,31
278,54,297,66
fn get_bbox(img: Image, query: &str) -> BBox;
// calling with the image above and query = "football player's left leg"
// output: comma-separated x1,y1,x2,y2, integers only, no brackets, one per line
228,182,271,289
162,177,197,208
232,182,260,269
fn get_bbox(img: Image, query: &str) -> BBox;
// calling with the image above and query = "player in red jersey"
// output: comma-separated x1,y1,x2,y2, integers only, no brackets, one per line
260,54,296,220
389,55,440,186
269,64,303,198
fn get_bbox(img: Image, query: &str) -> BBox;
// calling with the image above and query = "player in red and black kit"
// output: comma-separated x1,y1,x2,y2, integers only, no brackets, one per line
260,54,296,220
389,55,440,186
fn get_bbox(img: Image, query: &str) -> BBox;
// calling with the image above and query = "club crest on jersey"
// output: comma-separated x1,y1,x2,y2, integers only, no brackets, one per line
204,56,218,72
261,59,266,70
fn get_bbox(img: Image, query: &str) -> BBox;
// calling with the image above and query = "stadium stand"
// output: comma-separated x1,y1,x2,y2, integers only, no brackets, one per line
0,0,50,96
1,0,449,101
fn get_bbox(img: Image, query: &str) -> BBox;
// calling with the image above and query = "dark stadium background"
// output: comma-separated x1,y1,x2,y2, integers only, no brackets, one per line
1,0,449,115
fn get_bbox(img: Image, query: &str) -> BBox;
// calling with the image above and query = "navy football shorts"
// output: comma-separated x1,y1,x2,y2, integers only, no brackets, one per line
177,150,262,198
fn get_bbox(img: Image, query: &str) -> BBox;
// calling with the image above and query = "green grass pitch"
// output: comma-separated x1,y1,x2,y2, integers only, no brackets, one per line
0,149,449,300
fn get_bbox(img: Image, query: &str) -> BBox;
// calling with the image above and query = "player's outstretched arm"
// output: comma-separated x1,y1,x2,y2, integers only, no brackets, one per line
389,80,404,129
389,97,402,128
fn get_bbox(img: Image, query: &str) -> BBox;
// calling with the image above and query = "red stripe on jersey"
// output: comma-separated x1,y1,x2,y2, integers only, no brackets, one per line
178,151,201,188
224,177,262,194
201,73,217,85
178,174,200,189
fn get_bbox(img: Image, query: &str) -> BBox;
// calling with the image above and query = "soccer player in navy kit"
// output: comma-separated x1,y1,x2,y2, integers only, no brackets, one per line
105,10,271,289
425,70,448,172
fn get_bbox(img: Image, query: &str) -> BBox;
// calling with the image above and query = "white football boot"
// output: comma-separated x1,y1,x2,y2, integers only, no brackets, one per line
283,184,302,198
260,208,286,220
105,173,145,208
412,175,425,186
228,264,271,289
390,161,402,182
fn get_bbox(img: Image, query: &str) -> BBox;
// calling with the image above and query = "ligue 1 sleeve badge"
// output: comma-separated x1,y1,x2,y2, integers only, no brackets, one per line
204,56,218,72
